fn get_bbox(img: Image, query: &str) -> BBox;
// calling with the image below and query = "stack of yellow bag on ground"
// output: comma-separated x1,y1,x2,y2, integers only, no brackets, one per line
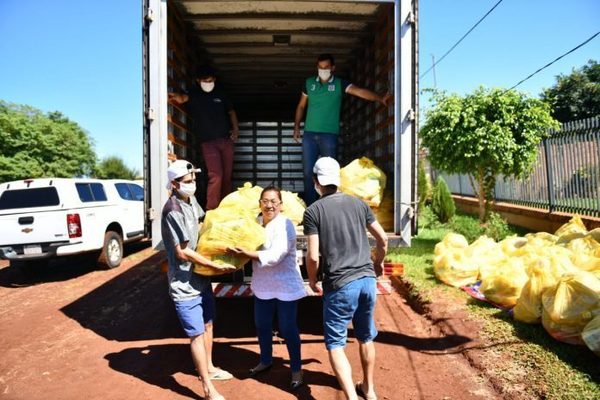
433,215,600,354
193,183,306,276
340,157,392,230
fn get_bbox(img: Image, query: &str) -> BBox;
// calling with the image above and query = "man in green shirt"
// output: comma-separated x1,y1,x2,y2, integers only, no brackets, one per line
294,53,391,205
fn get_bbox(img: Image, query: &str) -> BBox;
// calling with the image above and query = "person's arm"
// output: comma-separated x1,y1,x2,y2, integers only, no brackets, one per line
293,93,308,143
228,109,239,142
367,220,388,277
168,92,189,103
346,85,391,107
175,242,236,272
228,219,295,267
306,234,320,293
227,247,259,260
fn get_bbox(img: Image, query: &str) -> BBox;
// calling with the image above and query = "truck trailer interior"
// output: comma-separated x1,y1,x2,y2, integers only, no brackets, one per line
144,0,417,248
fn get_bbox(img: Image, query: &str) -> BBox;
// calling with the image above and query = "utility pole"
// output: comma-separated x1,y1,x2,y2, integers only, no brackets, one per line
431,54,437,88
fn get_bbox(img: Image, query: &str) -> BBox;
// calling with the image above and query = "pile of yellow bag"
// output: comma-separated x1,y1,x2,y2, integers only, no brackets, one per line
193,183,306,276
433,215,600,354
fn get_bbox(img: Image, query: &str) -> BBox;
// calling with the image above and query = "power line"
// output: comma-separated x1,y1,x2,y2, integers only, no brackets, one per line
420,0,504,79
508,30,600,91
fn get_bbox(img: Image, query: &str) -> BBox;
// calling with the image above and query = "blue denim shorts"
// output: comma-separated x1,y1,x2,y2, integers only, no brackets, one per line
174,290,216,337
323,276,378,350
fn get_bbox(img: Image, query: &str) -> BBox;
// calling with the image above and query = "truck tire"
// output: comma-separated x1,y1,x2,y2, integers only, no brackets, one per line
97,231,123,269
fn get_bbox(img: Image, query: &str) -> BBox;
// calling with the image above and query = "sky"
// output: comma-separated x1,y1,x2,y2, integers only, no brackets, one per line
0,0,598,173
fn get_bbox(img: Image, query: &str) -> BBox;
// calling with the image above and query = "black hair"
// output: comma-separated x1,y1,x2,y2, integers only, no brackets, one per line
261,185,282,202
196,65,216,79
312,174,337,191
317,53,335,65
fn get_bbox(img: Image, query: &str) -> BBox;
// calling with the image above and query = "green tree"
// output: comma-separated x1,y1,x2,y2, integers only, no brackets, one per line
541,60,600,122
420,87,558,222
95,156,139,180
431,176,455,223
0,101,96,183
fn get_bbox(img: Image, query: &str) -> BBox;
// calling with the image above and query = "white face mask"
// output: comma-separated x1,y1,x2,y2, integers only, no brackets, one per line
178,182,196,197
314,183,323,197
318,68,331,81
200,81,215,92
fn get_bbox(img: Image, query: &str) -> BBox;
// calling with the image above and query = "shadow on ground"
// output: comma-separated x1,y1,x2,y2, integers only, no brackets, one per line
105,342,334,400
0,241,151,288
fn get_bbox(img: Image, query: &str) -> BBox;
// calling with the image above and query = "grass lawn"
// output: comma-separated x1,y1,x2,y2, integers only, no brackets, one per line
387,213,600,400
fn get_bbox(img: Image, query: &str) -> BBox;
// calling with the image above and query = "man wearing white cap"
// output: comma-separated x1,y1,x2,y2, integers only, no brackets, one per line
161,159,236,400
303,157,388,400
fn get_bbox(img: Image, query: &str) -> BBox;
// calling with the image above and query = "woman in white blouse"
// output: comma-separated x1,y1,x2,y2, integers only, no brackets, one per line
228,186,306,389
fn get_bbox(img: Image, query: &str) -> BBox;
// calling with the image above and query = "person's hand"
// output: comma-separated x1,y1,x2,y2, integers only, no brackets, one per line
293,128,302,143
227,246,244,255
309,278,321,295
380,92,392,107
374,262,384,277
230,128,239,142
215,262,237,272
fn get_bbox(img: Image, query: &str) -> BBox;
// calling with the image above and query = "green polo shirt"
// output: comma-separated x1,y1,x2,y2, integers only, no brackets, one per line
303,76,351,134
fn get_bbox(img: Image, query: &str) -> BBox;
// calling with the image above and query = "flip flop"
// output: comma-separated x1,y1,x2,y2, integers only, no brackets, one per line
209,368,233,381
355,382,378,400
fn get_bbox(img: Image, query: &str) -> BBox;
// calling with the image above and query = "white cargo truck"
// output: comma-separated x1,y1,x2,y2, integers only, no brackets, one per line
142,0,418,284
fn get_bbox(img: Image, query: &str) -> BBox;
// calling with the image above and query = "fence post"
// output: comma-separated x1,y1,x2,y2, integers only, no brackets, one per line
543,137,555,213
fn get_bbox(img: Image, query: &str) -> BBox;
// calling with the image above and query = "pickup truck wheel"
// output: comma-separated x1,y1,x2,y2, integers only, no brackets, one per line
97,231,123,269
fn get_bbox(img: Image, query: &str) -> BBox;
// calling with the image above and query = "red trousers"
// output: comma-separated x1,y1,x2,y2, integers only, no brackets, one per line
201,137,234,210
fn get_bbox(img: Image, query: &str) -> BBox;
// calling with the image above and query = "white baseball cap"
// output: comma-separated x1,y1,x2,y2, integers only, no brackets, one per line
313,157,340,187
166,159,201,189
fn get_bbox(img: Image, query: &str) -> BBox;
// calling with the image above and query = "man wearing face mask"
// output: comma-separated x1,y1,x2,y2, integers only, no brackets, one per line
294,54,392,206
162,159,237,400
303,157,388,400
169,66,240,210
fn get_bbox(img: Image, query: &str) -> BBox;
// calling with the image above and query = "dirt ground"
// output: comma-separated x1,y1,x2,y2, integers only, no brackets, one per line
0,244,501,400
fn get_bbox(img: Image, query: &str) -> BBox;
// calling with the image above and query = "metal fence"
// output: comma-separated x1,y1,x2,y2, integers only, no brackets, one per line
436,116,600,218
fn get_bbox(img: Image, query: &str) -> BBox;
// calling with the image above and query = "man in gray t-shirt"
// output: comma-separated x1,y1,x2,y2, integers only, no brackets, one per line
303,157,388,400
161,159,235,400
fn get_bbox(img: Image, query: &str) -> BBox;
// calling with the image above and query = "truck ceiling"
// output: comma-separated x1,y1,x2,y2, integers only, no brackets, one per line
171,0,390,120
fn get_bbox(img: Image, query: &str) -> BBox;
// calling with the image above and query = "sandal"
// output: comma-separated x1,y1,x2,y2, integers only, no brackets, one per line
248,363,272,377
209,368,233,381
290,371,304,389
355,382,377,400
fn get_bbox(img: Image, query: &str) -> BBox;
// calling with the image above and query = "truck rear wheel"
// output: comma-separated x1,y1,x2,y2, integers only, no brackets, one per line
97,231,123,269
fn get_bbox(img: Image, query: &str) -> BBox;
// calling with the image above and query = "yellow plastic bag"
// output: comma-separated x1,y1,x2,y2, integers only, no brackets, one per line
218,182,262,218
280,190,306,226
340,157,387,207
479,257,528,308
433,233,479,287
541,271,600,344
555,215,588,243
582,315,600,356
513,260,558,324
434,233,469,256
524,232,558,248
372,190,394,231
433,249,480,288
499,236,528,257
194,207,266,276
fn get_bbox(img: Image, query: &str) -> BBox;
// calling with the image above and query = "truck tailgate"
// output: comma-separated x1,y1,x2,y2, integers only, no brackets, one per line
0,210,69,246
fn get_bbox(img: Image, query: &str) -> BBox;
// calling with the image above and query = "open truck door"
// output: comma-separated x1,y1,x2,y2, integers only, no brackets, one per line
143,0,418,250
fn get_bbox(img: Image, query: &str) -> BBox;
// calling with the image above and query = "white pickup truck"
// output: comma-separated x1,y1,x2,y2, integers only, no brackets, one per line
0,178,145,269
